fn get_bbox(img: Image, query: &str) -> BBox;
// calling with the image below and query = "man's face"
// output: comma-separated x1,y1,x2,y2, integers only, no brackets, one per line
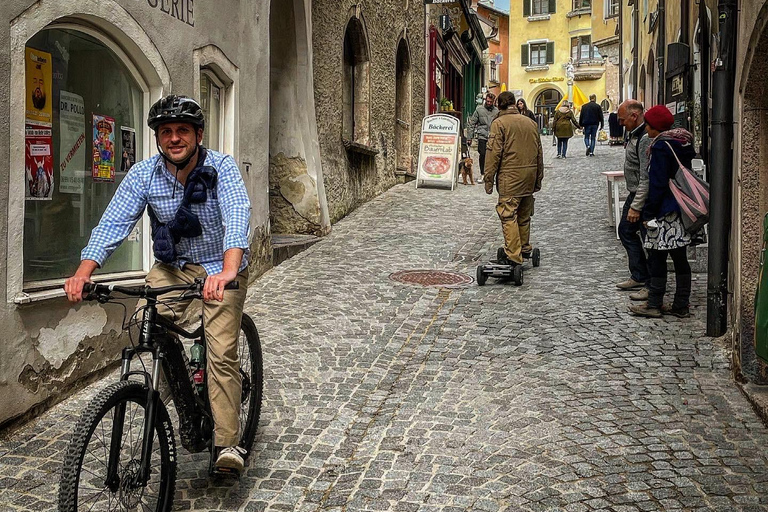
485,96,495,108
157,122,202,166
618,107,639,130
31,66,46,110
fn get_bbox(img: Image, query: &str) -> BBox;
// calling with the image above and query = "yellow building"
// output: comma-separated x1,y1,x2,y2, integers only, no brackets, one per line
507,0,608,130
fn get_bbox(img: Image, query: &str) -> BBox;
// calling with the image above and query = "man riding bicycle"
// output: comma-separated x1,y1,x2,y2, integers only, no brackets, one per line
64,94,252,475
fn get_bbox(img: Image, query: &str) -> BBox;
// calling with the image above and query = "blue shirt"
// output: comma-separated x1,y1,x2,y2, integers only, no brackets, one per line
82,149,252,275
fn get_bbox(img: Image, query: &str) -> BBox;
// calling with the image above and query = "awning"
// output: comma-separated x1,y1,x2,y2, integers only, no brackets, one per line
556,84,589,109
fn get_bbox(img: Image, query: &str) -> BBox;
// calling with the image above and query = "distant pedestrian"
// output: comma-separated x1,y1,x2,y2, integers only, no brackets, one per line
615,99,651,296
553,103,580,158
483,92,544,267
629,105,694,319
516,98,536,123
579,94,604,156
467,92,499,183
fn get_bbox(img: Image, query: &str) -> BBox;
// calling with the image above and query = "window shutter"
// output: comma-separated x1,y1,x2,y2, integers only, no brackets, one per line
549,0,557,13
521,44,530,66
546,42,555,64
524,0,531,16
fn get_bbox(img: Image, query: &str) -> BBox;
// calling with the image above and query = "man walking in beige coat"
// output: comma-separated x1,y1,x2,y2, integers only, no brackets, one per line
484,91,544,266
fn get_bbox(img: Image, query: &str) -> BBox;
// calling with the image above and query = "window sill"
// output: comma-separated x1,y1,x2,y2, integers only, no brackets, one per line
527,14,551,22
566,8,592,18
525,65,550,72
343,139,380,157
15,274,147,305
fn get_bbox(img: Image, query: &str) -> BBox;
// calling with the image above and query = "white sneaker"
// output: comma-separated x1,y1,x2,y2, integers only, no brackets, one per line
477,177,483,183
214,446,247,475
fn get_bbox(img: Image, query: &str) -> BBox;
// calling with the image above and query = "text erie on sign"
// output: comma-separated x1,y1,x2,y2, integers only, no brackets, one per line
147,0,195,27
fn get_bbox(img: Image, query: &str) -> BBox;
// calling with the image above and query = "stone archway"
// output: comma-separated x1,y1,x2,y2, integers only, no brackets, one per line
395,38,412,174
736,3,768,382
268,0,329,241
533,88,563,133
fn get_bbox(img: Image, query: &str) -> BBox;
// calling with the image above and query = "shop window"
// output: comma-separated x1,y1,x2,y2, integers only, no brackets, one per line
22,28,146,286
342,17,371,145
200,70,224,152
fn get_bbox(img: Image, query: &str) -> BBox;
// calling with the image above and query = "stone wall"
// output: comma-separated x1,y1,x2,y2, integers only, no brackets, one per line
312,0,426,223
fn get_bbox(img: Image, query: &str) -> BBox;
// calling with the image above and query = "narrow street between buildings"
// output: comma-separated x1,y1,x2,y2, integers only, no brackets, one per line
3,139,768,512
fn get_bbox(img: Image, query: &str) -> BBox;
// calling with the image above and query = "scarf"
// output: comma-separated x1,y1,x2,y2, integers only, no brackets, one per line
149,147,218,264
646,128,694,157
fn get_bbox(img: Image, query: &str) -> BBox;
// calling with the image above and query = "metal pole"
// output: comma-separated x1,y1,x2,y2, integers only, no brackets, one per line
707,0,738,336
657,0,666,106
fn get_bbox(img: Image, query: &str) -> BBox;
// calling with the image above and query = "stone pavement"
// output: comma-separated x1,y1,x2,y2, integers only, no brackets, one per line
4,137,768,512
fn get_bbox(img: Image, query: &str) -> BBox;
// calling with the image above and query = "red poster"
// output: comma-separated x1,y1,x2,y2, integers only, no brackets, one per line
25,124,54,200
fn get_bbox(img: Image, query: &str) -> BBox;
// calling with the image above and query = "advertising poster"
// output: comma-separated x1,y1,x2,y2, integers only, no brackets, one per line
92,114,116,182
416,114,460,190
25,48,53,126
25,125,54,200
59,91,86,194
120,126,136,173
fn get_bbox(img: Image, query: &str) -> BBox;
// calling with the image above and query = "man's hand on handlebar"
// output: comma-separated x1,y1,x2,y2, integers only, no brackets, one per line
64,260,99,303
203,270,238,302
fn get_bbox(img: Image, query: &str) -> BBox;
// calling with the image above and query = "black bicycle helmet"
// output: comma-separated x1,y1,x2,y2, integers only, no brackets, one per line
147,95,205,131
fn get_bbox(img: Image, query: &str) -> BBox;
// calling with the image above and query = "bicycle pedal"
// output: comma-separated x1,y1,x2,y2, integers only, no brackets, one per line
211,467,241,477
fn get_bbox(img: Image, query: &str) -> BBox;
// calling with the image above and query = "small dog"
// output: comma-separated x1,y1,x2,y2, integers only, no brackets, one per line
458,157,475,185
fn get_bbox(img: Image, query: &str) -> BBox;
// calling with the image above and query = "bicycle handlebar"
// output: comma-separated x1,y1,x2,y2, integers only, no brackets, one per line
83,279,239,299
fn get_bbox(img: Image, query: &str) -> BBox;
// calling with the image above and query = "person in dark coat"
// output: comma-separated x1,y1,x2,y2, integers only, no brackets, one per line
629,105,694,319
579,94,604,156
516,98,536,124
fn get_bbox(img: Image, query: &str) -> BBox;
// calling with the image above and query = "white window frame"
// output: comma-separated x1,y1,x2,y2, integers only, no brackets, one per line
193,45,239,161
604,0,619,18
532,0,550,15
528,39,549,66
8,19,165,304
200,69,227,152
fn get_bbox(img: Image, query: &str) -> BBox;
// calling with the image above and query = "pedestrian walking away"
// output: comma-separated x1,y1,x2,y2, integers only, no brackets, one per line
516,98,537,124
64,94,253,475
579,94,604,156
467,92,499,183
553,103,580,158
629,105,694,319
483,91,544,266
616,99,652,296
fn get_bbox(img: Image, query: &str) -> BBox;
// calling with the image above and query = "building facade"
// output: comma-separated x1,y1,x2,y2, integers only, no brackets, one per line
0,0,426,427
475,1,511,99
591,0,621,112
507,0,609,131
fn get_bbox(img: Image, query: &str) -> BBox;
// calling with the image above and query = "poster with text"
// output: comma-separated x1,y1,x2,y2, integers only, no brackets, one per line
25,48,53,126
25,125,54,200
416,114,460,190
120,126,136,173
59,91,86,194
92,114,116,182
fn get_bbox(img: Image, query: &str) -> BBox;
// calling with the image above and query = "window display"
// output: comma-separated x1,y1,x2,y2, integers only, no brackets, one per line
24,28,145,285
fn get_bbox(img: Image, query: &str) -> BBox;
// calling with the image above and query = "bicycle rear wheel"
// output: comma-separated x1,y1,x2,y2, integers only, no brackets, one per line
58,380,176,512
238,313,263,456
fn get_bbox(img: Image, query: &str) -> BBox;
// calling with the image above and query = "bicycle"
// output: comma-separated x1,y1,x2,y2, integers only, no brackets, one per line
57,279,263,512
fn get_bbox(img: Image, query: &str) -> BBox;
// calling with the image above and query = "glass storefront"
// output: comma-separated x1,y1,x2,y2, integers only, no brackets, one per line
24,28,145,285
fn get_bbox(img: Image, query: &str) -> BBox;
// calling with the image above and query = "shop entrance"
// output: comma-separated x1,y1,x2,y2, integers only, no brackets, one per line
534,89,563,134
395,38,412,174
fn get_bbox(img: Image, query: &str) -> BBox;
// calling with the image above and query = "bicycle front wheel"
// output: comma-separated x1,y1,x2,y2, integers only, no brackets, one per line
238,313,263,456
58,380,177,512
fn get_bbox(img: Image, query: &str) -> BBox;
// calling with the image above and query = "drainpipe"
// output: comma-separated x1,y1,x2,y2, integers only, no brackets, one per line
633,1,639,95
706,0,738,337
619,0,624,103
657,0,665,106
698,0,710,168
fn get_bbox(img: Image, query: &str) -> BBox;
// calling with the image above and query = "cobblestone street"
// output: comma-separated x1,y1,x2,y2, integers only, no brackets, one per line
4,138,768,511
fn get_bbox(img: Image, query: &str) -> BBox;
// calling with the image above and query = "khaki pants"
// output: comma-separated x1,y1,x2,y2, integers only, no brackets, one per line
143,263,248,447
496,195,534,264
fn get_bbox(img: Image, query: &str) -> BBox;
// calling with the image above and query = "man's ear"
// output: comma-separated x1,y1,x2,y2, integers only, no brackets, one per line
196,128,204,144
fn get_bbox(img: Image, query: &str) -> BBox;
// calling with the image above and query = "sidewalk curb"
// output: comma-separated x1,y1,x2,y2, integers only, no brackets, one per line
738,381,768,427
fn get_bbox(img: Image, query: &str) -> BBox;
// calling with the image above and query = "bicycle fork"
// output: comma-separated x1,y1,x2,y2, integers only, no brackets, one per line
105,345,165,490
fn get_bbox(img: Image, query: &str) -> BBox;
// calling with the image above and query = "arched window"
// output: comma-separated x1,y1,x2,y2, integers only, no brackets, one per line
23,27,147,283
342,17,371,145
601,99,610,112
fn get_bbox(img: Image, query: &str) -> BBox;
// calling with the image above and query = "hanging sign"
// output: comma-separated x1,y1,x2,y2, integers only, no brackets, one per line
59,91,86,194
25,125,54,200
92,114,116,182
416,114,460,190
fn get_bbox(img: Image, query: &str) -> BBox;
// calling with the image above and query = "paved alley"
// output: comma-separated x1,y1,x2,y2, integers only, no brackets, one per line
3,138,768,512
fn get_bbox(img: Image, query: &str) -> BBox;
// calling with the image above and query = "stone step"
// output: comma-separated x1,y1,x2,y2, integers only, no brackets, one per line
271,234,321,267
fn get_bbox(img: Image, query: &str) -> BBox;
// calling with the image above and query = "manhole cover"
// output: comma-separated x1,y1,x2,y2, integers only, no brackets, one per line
389,270,473,287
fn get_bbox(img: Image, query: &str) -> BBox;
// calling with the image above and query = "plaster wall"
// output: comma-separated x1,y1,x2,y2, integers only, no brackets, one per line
734,0,768,382
312,1,426,223
0,0,270,427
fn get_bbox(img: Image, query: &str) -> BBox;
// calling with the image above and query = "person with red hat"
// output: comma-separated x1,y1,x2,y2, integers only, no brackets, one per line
629,105,695,319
